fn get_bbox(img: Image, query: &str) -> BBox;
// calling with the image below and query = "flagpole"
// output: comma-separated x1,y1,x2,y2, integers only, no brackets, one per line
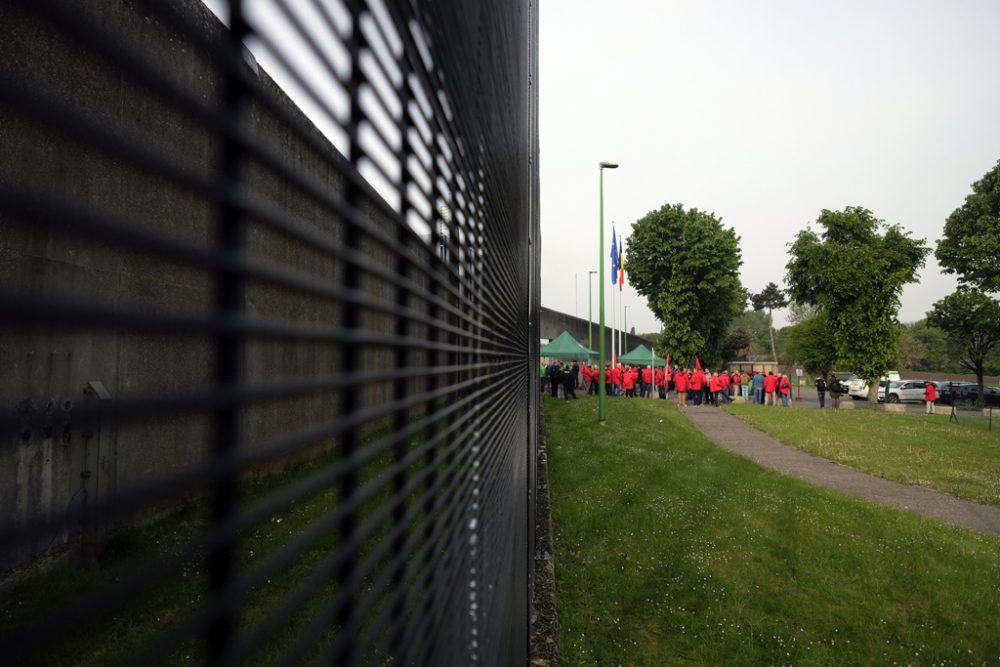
610,222,618,369
611,290,622,366
598,161,617,423
609,277,614,367
650,344,654,399
619,294,624,358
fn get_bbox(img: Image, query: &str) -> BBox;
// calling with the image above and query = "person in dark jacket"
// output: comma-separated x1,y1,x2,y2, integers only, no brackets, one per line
548,362,562,397
562,363,577,399
815,376,827,408
828,376,842,408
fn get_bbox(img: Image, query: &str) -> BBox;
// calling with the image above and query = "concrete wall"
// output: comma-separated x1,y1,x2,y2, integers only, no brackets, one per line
0,0,405,568
539,305,655,357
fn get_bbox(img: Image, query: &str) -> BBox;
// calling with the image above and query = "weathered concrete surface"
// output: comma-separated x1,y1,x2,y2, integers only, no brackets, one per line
0,0,402,569
683,407,1000,538
539,306,654,352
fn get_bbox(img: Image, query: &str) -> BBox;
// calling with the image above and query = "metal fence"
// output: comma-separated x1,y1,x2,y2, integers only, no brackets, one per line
0,0,539,664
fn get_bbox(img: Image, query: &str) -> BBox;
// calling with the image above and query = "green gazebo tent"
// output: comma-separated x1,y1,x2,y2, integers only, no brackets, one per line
618,344,667,367
539,331,597,361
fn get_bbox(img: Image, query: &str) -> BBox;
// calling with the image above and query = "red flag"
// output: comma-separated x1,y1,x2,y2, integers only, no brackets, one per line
665,354,670,369
617,237,624,291
694,356,702,370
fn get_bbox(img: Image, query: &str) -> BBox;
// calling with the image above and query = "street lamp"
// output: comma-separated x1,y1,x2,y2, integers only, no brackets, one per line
598,160,618,423
624,305,630,355
587,270,597,353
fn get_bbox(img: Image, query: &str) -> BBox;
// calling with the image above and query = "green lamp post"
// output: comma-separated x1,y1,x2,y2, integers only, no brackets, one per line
598,160,618,423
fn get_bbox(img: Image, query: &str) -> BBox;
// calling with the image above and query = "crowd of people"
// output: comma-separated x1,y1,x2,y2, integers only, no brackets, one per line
545,361,944,414
542,362,799,408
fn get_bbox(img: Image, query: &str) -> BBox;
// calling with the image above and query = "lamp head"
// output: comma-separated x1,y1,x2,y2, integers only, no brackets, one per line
599,161,619,169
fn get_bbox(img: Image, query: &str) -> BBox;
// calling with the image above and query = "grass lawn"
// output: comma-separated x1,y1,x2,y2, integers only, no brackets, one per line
545,394,1000,666
725,404,1000,507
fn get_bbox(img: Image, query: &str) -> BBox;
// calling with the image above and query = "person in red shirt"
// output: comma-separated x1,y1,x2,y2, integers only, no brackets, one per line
717,372,732,404
690,369,705,406
778,373,792,407
611,364,623,396
641,366,653,398
924,381,937,414
622,366,639,398
731,371,741,401
654,368,665,400
708,372,721,406
674,368,689,407
763,371,779,406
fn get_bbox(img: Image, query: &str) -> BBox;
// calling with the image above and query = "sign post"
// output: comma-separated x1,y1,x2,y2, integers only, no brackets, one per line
795,368,803,402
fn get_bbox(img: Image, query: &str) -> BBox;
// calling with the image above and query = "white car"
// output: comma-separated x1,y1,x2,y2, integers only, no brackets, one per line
845,376,869,400
879,380,929,403
850,371,902,400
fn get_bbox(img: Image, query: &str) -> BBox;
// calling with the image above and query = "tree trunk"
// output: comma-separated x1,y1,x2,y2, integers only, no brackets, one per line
867,381,879,407
767,309,777,362
977,363,985,410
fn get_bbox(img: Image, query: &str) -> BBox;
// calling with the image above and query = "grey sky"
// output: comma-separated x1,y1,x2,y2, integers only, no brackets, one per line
539,0,1000,335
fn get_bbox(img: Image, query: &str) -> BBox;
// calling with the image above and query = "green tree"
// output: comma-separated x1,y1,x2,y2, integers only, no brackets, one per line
905,320,952,372
721,327,751,363
927,292,1000,408
783,312,838,378
786,207,928,405
787,302,819,325
724,310,772,361
726,310,771,361
751,282,788,362
895,325,927,371
937,159,1000,293
625,203,746,366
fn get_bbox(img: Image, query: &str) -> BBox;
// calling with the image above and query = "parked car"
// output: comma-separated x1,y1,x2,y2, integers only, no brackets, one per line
949,384,1000,408
856,371,902,400
827,372,853,396
935,381,977,405
879,380,930,404
829,372,868,399
875,379,890,401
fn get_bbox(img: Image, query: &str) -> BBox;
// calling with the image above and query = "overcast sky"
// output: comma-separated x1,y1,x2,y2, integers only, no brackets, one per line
539,0,1000,335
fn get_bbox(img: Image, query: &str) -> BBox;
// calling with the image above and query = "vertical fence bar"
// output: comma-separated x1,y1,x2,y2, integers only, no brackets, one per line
208,0,249,659
336,1,364,664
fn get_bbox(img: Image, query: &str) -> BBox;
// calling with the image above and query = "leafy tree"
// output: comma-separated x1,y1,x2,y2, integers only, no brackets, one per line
783,312,838,378
751,282,788,361
722,311,778,362
721,327,751,363
927,292,1000,408
787,302,819,325
895,325,927,371
625,203,746,366
786,207,928,405
905,320,953,372
937,159,1000,293
726,310,771,361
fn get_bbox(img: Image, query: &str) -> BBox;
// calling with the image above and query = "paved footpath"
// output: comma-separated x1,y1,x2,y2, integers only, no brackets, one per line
683,407,1000,538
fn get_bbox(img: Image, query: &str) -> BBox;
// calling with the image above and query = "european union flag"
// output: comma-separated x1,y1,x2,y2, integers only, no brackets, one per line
610,225,618,284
